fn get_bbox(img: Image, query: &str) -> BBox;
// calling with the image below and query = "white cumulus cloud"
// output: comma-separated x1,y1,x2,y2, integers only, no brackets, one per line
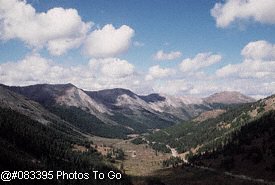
216,59,275,79
84,24,134,58
241,40,275,60
153,50,182,61
89,58,135,78
0,54,72,85
0,0,92,55
217,40,275,79
153,79,192,95
211,0,275,28
145,65,174,81
180,52,222,73
0,54,141,91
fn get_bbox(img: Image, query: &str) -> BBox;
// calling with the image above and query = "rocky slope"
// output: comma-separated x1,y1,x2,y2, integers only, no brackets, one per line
0,85,74,127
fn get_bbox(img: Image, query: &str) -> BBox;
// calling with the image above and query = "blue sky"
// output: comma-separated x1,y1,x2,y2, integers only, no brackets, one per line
0,0,275,98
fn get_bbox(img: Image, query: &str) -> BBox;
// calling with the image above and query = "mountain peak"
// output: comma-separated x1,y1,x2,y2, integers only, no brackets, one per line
204,91,256,104
4,83,78,106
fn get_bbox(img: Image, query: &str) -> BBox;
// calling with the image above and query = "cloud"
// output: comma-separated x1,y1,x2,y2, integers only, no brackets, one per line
216,59,275,79
187,78,275,99
211,0,275,28
0,54,70,85
180,52,222,73
217,40,275,79
187,42,275,98
0,54,140,91
241,40,275,60
81,57,139,90
145,65,174,81
83,24,134,58
89,58,135,78
0,52,274,99
0,48,274,98
152,79,192,95
153,50,182,61
0,0,92,55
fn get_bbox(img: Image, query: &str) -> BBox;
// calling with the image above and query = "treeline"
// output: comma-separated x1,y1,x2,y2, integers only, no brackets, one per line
0,107,132,185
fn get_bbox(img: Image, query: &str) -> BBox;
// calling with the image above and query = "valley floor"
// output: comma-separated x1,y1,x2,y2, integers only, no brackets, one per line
89,136,170,176
89,136,275,185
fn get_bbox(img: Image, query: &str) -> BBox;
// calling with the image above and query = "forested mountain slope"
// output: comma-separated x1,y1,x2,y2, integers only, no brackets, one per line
146,95,274,155
190,110,275,181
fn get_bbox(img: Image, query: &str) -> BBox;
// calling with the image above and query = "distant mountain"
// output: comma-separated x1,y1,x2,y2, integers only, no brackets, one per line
1,83,256,138
203,91,255,104
87,89,209,121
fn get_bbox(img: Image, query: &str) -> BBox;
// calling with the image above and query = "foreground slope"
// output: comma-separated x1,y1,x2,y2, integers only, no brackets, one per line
190,110,275,181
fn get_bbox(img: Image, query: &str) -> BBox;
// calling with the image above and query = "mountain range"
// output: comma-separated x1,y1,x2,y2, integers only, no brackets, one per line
0,83,255,138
